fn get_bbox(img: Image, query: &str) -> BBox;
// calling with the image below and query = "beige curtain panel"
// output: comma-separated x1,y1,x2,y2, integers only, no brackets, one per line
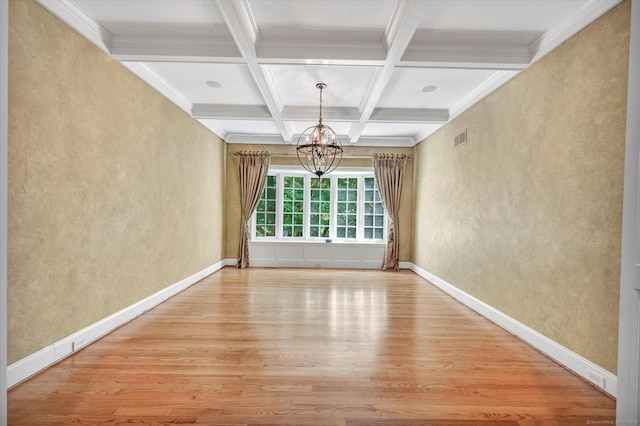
235,151,271,269
373,153,410,271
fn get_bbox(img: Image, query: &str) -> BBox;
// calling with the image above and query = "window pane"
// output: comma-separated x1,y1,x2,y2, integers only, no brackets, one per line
365,177,374,189
337,227,345,238
336,178,358,239
282,176,305,238
309,177,332,239
364,228,372,239
254,175,277,239
363,177,385,240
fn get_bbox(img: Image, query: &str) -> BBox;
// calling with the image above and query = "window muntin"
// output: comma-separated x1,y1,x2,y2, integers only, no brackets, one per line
336,178,358,239
363,177,385,240
282,176,304,238
252,171,385,242
255,175,277,237
309,177,331,238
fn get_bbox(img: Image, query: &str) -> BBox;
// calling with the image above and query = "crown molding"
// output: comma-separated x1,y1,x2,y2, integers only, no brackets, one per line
36,0,112,53
529,0,622,64
122,63,192,115
449,70,518,121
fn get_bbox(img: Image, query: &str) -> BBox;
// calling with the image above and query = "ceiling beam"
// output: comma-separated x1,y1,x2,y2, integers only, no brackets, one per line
192,104,272,120
110,34,242,62
348,0,440,144
215,0,292,142
370,108,449,124
281,106,361,122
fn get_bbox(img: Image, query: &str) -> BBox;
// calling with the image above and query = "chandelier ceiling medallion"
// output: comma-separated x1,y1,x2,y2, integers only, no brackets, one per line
296,83,343,177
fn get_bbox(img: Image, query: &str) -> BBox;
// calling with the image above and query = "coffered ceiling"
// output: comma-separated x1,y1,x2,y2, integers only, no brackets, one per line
38,0,620,147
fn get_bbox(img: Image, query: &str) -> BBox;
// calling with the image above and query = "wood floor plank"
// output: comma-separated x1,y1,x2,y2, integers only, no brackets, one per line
8,268,615,425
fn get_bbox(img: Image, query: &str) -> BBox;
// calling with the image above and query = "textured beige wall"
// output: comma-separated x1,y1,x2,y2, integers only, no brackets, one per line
225,144,413,263
8,0,226,364
413,2,629,374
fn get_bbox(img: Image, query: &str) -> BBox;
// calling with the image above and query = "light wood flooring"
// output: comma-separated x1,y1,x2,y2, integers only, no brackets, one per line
8,267,615,425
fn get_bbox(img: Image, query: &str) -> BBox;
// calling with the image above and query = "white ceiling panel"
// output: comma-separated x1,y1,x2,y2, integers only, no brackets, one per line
74,0,224,26
421,1,589,32
39,0,621,147
379,68,499,109
145,63,265,105
266,65,379,108
250,0,395,30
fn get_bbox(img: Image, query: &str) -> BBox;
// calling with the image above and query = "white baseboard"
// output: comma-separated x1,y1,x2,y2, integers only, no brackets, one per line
409,263,618,397
7,260,227,388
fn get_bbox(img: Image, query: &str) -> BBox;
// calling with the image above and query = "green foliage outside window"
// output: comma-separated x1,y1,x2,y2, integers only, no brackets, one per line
255,175,277,237
310,178,331,238
336,178,358,239
282,176,304,237
254,172,384,241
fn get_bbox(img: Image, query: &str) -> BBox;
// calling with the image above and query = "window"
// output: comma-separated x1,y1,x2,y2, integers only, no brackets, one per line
252,169,386,242
309,177,331,238
282,176,304,237
255,175,276,237
364,177,385,240
336,178,358,239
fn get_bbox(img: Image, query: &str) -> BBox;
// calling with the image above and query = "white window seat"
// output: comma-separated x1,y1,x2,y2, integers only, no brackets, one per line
248,240,385,269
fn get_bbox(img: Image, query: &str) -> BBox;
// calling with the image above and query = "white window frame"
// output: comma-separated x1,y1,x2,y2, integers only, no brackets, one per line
251,166,387,244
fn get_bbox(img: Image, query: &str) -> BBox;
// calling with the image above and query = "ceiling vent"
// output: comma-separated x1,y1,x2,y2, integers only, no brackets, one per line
454,129,467,147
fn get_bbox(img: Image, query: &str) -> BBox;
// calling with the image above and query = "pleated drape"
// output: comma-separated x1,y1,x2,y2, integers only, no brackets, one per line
373,154,409,271
235,151,270,269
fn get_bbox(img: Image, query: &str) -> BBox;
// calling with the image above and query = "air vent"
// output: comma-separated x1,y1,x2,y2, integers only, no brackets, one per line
454,129,467,146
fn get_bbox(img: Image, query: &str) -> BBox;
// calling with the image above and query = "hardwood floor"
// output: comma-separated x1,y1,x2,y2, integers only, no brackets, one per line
8,267,615,425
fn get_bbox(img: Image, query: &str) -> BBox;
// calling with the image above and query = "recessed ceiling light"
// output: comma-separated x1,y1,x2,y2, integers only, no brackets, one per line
421,85,437,93
206,80,222,89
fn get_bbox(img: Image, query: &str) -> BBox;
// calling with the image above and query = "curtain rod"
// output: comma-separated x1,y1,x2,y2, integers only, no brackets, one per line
257,153,412,160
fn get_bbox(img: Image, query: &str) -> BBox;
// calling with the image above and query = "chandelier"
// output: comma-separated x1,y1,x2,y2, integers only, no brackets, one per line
296,83,343,177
